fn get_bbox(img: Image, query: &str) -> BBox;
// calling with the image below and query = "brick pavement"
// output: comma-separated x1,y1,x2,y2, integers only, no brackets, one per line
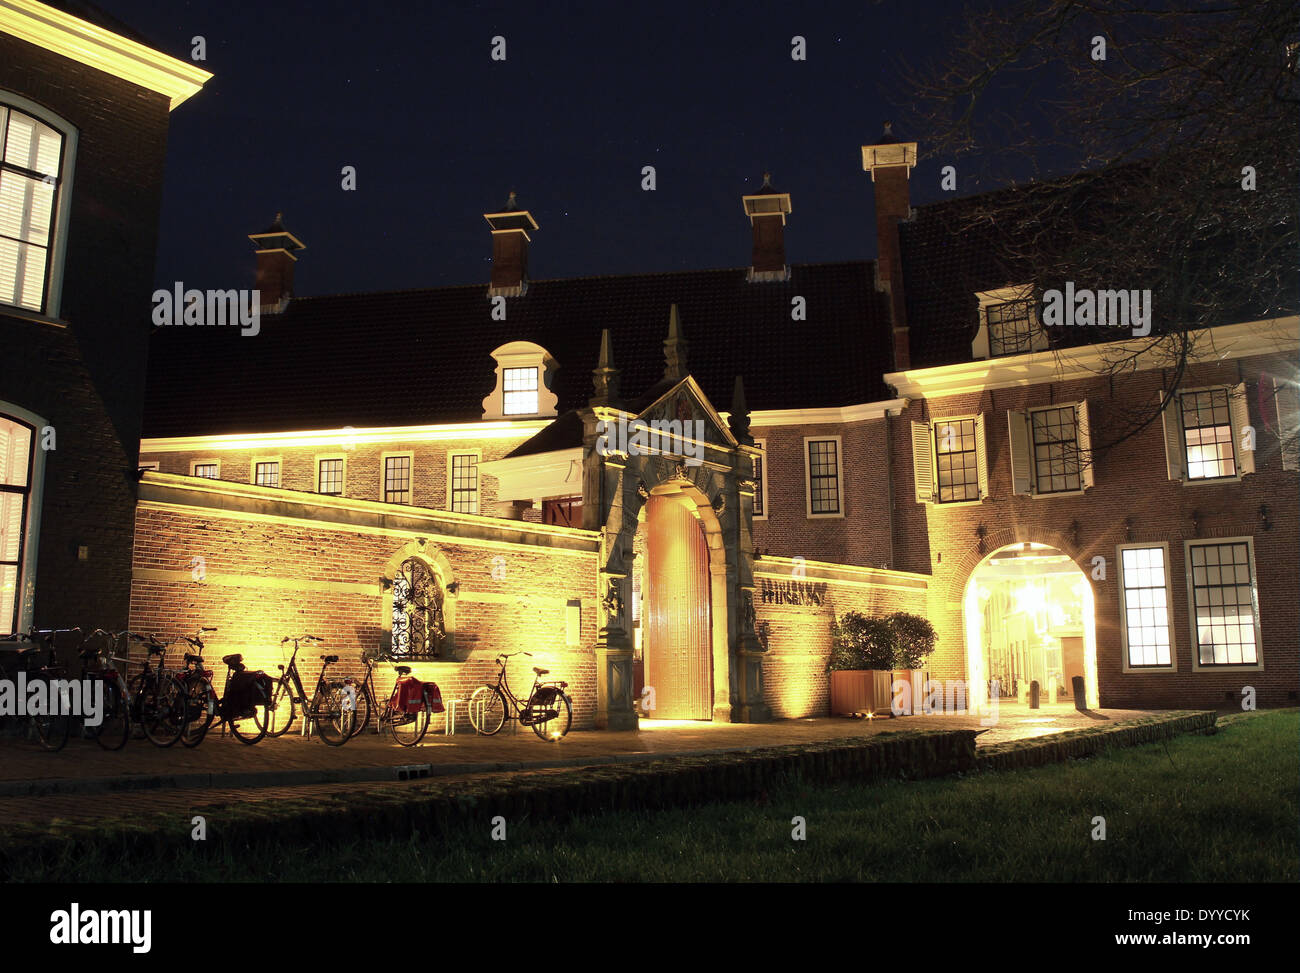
0,704,1169,827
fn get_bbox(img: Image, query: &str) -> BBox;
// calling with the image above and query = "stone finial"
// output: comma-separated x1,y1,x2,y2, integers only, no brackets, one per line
663,304,689,381
591,328,620,404
729,374,752,442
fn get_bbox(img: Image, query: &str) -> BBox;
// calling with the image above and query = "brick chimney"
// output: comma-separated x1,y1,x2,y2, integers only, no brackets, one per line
248,213,305,313
862,123,917,371
484,191,538,297
742,172,792,282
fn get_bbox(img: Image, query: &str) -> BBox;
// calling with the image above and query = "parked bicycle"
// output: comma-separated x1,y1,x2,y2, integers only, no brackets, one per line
175,629,271,746
264,635,355,746
78,629,134,750
0,628,75,751
468,652,572,740
127,632,190,747
342,648,443,747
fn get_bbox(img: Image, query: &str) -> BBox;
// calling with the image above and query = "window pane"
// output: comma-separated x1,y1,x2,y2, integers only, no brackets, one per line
934,419,979,502
1121,546,1172,667
318,459,343,494
987,300,1037,357
450,454,478,513
502,367,539,415
1030,405,1081,493
752,454,764,516
1189,541,1258,665
4,109,62,176
807,439,839,514
254,462,280,487
1181,389,1236,479
192,464,217,479
384,456,411,504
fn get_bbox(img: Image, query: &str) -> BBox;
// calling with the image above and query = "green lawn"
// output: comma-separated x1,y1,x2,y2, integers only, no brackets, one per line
16,709,1299,882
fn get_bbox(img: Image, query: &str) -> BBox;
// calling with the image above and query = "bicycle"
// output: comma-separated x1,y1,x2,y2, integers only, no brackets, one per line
78,629,134,750
264,635,355,746
342,649,437,747
468,652,572,741
0,628,75,751
175,629,270,746
127,632,190,747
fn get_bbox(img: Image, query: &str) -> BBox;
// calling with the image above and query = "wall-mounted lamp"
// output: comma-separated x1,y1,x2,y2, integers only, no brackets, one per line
1190,509,1201,537
1258,504,1271,531
976,524,987,555
1068,520,1080,549
1124,518,1134,543
446,580,460,594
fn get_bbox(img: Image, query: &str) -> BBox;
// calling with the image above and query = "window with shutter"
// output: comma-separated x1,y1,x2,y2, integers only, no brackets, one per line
911,422,934,504
1275,377,1299,471
1007,411,1033,495
1159,392,1187,481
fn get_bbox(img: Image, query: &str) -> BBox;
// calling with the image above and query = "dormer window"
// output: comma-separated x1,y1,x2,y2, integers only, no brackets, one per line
502,366,539,415
971,285,1048,360
482,341,558,420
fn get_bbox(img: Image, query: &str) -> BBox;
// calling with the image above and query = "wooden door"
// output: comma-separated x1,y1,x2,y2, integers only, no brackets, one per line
644,495,712,719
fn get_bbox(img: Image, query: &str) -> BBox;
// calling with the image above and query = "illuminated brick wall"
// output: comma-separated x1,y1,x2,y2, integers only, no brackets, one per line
891,352,1299,709
129,475,601,730
754,557,929,718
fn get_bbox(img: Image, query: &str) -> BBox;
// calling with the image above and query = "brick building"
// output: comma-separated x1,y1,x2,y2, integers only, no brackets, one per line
1,1,209,637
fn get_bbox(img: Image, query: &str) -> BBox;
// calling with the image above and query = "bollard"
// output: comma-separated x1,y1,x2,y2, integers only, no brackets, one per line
1072,675,1087,711
1029,679,1040,709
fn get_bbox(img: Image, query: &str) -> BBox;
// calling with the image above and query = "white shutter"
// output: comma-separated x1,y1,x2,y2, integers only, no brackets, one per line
1160,391,1186,481
1276,376,1299,471
1228,382,1254,476
1076,400,1095,489
1007,411,1033,495
911,422,935,504
975,412,989,499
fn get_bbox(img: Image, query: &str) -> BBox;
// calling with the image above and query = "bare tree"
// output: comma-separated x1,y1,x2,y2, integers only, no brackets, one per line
895,0,1299,459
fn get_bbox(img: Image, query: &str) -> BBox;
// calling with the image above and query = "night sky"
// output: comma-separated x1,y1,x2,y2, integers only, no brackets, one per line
104,0,988,297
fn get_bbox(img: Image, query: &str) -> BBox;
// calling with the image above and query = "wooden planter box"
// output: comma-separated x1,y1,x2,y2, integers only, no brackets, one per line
890,669,932,715
829,669,893,716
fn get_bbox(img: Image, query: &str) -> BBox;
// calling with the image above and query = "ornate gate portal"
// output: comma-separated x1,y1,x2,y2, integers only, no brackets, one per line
643,494,713,719
391,556,446,660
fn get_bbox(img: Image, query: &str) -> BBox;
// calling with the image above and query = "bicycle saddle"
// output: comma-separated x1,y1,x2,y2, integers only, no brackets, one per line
147,645,165,655
394,665,412,676
222,653,243,666
322,654,339,664
533,667,549,676
184,653,204,665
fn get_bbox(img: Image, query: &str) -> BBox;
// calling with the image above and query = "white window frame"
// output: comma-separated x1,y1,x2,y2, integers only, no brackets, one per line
1008,401,1094,497
315,455,346,496
1116,542,1177,673
0,402,47,637
1185,536,1264,672
971,284,1047,361
190,460,220,479
251,457,282,488
803,435,844,519
917,414,988,507
1160,383,1253,484
751,439,769,520
0,92,78,320
481,341,558,420
381,450,414,504
447,450,481,514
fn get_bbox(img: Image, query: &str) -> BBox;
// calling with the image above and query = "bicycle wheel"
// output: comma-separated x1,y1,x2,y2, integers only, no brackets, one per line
264,676,296,737
310,687,351,747
346,686,372,740
181,677,215,748
384,701,430,747
530,690,573,741
468,685,507,736
91,679,131,751
140,676,187,747
228,682,268,744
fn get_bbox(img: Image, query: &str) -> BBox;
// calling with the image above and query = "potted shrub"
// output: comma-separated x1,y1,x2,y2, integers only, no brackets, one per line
889,612,937,716
828,612,895,716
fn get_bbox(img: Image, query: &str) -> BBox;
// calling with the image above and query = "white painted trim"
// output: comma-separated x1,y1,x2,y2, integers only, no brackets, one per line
140,419,550,454
478,447,584,505
886,317,1300,399
1116,542,1177,673
1185,535,1264,672
803,435,844,519
0,91,77,318
0,0,212,109
0,401,46,635
741,398,909,428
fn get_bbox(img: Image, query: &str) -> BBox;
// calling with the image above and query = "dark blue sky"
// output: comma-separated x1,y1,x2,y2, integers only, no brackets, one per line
107,0,985,296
